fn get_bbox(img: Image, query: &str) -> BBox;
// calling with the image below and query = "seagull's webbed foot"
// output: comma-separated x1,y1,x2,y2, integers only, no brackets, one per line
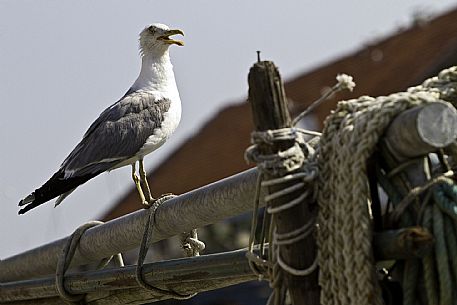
132,162,148,207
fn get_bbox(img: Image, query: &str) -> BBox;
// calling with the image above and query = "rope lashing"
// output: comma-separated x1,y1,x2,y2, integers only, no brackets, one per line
273,216,314,246
245,128,308,176
135,194,198,300
245,126,319,304
56,221,124,304
276,249,318,277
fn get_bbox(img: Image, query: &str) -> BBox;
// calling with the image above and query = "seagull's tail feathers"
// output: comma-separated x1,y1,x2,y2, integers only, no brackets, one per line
18,170,97,215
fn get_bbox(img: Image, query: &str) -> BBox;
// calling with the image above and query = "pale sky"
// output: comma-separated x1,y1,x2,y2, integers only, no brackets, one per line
1,0,456,258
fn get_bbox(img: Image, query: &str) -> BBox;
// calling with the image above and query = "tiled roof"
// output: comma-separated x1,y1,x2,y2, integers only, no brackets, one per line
102,7,457,220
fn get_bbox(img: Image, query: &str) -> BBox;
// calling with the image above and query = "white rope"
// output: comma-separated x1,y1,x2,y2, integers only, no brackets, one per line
267,191,309,214
274,219,315,246
245,126,319,305
264,182,305,202
277,252,318,276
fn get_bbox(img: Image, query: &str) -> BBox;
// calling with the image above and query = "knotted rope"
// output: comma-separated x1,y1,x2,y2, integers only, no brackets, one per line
181,229,205,257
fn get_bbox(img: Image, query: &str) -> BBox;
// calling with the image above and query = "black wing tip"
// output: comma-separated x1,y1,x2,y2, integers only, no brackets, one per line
18,205,31,215
17,170,98,215
18,193,36,214
18,200,40,215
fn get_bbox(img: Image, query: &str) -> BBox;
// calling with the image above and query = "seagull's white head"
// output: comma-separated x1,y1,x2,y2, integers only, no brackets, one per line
139,23,184,56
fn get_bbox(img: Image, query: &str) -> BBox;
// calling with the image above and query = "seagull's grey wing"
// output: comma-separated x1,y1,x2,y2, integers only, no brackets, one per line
61,91,171,177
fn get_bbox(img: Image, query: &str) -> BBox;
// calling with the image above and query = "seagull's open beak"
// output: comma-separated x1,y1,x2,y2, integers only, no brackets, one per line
158,29,184,46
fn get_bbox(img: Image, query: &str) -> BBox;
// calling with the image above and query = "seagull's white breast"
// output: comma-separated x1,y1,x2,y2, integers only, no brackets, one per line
137,94,181,158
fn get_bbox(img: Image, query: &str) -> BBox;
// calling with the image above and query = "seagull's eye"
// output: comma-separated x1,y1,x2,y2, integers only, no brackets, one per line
148,26,155,34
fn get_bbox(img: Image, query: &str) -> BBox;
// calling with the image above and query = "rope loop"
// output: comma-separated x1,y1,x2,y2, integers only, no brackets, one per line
56,221,123,304
136,194,197,300
274,218,315,246
277,252,318,277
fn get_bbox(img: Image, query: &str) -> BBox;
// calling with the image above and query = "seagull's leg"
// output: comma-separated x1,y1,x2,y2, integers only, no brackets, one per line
132,162,147,206
139,159,155,204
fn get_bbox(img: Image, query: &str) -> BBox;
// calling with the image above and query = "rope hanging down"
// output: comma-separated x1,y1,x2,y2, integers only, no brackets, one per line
56,196,205,303
135,194,205,300
56,221,124,304
317,91,448,305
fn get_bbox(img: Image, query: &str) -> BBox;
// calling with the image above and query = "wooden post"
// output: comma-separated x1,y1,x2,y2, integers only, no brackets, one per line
248,60,319,305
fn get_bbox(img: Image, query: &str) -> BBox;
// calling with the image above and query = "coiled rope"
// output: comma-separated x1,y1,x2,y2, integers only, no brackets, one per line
317,91,442,305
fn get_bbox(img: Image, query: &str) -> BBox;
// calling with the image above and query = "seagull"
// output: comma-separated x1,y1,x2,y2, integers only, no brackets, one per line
18,23,184,214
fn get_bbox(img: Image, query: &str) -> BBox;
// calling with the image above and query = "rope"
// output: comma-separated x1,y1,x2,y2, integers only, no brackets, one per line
245,67,457,305
273,218,314,246
276,252,318,277
432,204,452,305
409,66,457,107
56,221,124,304
421,205,438,305
245,73,355,303
246,173,269,279
390,170,454,222
245,127,319,304
181,229,206,257
317,92,443,305
292,73,355,126
379,165,457,305
135,194,197,300
402,259,419,305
